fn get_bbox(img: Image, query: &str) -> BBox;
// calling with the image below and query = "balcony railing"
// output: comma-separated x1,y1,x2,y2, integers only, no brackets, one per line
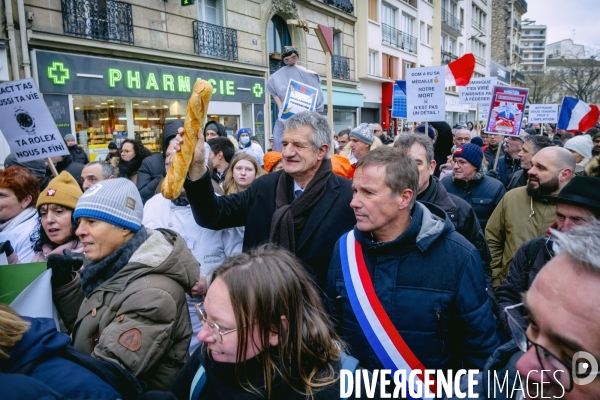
516,0,528,12
441,8,462,32
513,71,525,83
474,55,486,66
400,0,417,7
441,50,458,65
193,21,238,61
332,54,350,80
61,0,134,43
323,0,354,14
513,45,520,55
531,46,545,50
381,23,417,54
471,19,486,34
269,57,285,75
526,35,546,39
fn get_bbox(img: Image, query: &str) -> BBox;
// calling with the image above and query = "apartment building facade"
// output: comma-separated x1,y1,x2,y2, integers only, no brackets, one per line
356,0,492,130
547,39,585,60
520,19,546,73
491,0,527,86
0,0,359,156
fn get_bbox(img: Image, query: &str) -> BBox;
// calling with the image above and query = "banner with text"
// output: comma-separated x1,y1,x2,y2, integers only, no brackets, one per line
0,78,69,161
280,79,319,121
406,67,446,122
528,104,559,123
479,105,490,122
485,86,529,136
458,77,497,105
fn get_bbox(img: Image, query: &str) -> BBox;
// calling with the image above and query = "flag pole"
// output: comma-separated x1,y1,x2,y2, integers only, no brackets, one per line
493,140,502,172
476,104,480,135
46,159,59,177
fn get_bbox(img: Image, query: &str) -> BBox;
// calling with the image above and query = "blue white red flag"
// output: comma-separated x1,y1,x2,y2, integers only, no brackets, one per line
557,96,599,132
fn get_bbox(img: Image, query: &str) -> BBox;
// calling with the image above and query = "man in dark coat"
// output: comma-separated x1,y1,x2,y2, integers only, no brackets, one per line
50,154,84,190
496,176,600,337
327,147,499,373
136,120,184,203
394,133,497,311
180,112,355,291
64,134,89,165
441,144,506,230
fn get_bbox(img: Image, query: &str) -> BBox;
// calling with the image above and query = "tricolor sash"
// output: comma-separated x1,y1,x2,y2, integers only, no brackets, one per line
340,230,436,398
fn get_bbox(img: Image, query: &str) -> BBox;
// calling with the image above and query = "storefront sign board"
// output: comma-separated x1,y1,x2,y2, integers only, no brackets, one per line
0,78,69,161
528,104,559,123
406,66,445,122
484,86,529,136
35,50,265,103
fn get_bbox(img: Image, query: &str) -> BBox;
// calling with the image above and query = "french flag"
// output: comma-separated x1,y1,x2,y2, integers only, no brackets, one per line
557,97,599,133
445,53,475,86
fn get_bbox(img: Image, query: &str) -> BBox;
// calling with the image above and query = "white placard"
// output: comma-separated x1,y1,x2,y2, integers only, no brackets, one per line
0,78,69,162
528,104,559,123
406,66,446,122
459,77,497,105
479,105,490,122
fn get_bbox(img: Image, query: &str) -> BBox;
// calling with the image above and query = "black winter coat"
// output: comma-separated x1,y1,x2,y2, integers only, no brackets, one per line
136,154,165,203
184,168,356,291
441,171,506,230
496,235,553,337
56,155,84,189
68,145,89,165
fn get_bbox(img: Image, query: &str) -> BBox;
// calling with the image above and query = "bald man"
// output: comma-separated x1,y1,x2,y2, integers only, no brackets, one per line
486,147,576,287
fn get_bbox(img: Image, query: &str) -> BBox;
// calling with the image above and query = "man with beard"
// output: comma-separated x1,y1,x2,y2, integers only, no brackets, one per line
485,147,575,287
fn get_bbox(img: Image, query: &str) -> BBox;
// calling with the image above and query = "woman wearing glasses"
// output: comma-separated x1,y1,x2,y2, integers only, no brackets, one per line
169,245,364,399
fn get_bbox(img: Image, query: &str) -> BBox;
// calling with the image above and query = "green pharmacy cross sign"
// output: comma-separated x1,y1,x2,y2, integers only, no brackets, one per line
252,83,263,98
48,62,70,85
182,0,194,6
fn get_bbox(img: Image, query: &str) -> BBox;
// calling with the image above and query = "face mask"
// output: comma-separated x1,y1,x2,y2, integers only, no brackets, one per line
240,136,250,145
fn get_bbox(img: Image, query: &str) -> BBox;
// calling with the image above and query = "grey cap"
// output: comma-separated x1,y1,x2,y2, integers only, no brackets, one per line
349,123,374,145
64,134,76,142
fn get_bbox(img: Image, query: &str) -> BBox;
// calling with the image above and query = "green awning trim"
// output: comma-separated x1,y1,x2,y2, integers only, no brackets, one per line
321,85,364,108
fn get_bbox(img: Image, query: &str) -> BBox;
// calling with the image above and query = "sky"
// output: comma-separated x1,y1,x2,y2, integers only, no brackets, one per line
523,0,600,51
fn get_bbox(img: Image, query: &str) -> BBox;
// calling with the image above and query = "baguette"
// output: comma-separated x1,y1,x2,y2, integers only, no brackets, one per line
161,79,213,199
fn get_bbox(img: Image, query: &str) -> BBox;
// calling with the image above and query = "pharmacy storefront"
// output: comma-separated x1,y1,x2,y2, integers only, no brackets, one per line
33,50,266,158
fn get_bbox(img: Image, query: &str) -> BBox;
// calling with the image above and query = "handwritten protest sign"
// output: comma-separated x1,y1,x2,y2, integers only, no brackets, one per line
406,67,445,122
485,86,529,136
459,77,497,105
0,78,69,161
479,105,490,122
280,79,319,121
528,104,559,124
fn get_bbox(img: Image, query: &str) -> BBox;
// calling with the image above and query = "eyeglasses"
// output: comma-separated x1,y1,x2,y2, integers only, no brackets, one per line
195,302,237,343
451,159,469,167
505,303,591,392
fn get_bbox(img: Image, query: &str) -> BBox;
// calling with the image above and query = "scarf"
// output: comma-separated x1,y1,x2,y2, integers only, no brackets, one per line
118,156,143,178
80,228,148,297
269,159,332,251
0,207,36,232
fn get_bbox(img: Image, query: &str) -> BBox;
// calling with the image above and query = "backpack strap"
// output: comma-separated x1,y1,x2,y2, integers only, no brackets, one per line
523,236,546,273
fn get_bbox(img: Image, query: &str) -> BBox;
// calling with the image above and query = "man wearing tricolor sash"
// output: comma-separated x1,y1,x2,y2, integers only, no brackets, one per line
326,147,499,384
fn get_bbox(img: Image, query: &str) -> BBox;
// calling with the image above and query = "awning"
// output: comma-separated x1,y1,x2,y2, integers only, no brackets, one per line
321,86,364,108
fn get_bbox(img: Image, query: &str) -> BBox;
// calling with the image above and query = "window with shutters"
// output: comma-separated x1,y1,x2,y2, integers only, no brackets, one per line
382,53,398,80
368,0,378,22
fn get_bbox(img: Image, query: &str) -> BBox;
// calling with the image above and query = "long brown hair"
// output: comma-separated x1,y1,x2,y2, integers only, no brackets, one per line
210,245,343,398
221,153,264,195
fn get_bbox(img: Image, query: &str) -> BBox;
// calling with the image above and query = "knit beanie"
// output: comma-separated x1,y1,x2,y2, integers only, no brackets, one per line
264,151,282,172
37,171,83,210
470,136,484,147
73,178,143,232
416,124,436,139
349,123,374,145
64,134,76,142
453,143,483,170
564,135,593,158
237,128,252,140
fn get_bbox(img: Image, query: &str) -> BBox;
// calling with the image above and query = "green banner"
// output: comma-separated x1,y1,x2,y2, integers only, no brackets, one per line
0,262,47,304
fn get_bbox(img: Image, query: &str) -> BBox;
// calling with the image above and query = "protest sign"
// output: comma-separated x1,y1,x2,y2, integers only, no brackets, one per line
0,78,69,161
459,77,497,105
280,79,319,121
406,66,445,122
392,80,407,119
528,104,559,123
0,262,47,304
479,104,490,122
485,86,529,136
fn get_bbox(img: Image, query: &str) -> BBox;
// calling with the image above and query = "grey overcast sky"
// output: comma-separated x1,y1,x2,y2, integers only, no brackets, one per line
523,0,600,50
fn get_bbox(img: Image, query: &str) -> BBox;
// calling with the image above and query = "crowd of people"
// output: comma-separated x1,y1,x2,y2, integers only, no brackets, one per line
1,109,600,399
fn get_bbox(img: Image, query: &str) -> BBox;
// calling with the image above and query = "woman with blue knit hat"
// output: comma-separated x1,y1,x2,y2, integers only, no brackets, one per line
49,178,199,390
237,128,264,166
